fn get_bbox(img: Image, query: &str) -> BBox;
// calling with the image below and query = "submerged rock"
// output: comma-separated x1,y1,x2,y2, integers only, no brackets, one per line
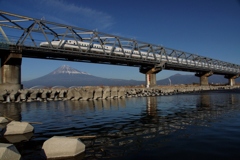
42,136,85,159
0,143,21,160
4,121,34,135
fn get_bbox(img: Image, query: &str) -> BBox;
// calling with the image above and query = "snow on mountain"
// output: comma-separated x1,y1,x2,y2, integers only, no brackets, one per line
22,65,144,88
22,65,239,88
49,65,91,75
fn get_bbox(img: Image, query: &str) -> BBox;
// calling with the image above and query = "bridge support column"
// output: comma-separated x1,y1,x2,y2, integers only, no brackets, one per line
140,63,164,88
195,71,213,86
145,74,157,88
224,74,239,86
0,51,22,92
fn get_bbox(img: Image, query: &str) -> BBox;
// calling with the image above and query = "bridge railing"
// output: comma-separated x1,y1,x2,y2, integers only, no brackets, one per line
0,10,239,75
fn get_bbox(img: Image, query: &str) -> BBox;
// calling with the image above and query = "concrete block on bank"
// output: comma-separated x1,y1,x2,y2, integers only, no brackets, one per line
40,89,50,101
154,89,161,95
28,90,39,101
42,136,85,159
125,89,133,97
58,89,67,99
137,88,144,94
79,89,86,100
0,143,21,160
118,87,125,98
4,121,34,135
18,89,29,101
94,88,103,99
49,89,59,100
4,132,34,143
54,91,61,101
129,89,137,96
48,90,55,100
80,88,89,101
177,88,185,93
66,89,74,100
87,88,94,100
111,87,118,99
9,91,19,102
72,88,82,101
0,117,9,124
0,90,7,101
102,87,111,99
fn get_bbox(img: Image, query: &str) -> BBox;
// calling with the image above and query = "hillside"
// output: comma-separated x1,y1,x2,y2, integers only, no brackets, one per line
22,65,239,88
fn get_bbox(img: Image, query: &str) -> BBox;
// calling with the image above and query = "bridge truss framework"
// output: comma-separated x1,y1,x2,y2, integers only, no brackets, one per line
0,10,239,89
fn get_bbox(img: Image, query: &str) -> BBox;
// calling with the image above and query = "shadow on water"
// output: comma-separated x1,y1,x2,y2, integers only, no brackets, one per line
0,103,22,121
0,89,240,159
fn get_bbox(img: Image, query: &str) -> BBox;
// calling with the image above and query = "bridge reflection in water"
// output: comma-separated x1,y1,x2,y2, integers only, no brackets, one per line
0,90,240,159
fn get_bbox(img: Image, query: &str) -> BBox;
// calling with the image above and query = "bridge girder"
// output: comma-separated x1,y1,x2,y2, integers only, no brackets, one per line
0,10,239,77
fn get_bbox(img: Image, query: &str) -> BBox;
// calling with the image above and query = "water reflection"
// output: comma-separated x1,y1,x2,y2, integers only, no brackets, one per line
4,132,34,143
197,94,211,108
0,103,22,121
146,97,157,116
0,90,240,159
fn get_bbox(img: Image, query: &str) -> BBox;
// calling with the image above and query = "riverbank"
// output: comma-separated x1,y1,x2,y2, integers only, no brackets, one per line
0,85,239,103
1,89,240,159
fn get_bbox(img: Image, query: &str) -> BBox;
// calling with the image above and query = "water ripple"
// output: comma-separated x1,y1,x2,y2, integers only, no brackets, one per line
0,90,240,159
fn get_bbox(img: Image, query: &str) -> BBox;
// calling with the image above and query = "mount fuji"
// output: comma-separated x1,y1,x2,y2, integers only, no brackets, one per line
22,65,239,88
22,65,144,88
50,65,90,75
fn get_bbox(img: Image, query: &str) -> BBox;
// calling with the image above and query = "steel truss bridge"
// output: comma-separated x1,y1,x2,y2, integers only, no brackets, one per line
0,10,239,77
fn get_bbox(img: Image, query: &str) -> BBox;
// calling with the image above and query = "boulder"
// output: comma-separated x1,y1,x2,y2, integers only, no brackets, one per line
42,136,85,159
102,87,111,99
58,89,66,99
0,117,9,124
94,88,103,100
29,89,39,101
40,89,50,101
0,143,21,160
66,88,74,100
72,88,82,101
118,87,125,98
4,132,34,143
111,87,118,98
86,88,94,100
9,91,18,102
18,89,29,101
4,121,34,135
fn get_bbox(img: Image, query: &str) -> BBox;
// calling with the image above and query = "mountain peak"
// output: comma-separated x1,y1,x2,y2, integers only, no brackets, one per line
50,65,90,75
172,73,182,76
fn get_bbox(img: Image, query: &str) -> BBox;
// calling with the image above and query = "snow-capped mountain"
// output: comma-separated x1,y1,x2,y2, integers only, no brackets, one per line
49,65,90,75
22,65,239,88
22,65,144,88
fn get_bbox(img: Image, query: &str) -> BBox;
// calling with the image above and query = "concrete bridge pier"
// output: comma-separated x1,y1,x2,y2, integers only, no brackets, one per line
145,74,157,88
225,74,239,86
140,63,164,88
0,51,22,92
195,71,213,86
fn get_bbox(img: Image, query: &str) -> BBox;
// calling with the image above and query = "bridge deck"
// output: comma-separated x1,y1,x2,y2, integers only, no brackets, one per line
0,10,239,76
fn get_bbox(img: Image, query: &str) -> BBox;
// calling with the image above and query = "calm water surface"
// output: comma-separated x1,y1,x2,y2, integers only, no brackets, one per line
0,89,240,160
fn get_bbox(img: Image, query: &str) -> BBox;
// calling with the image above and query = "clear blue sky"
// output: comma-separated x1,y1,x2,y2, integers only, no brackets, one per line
1,0,240,81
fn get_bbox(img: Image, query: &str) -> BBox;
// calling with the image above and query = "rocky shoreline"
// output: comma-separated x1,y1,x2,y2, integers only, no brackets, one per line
0,85,239,103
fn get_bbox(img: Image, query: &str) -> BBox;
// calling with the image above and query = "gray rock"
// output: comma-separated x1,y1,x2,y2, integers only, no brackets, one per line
0,143,21,160
4,121,34,135
42,136,85,159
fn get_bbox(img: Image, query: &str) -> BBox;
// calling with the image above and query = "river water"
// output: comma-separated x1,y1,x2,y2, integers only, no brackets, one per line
0,89,240,160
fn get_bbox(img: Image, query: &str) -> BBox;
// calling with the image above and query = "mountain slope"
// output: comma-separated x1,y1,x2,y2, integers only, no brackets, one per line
157,74,231,85
50,65,90,75
22,65,144,88
22,65,240,88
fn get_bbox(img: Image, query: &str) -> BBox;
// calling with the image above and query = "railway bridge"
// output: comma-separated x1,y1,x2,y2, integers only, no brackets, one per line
0,10,239,91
